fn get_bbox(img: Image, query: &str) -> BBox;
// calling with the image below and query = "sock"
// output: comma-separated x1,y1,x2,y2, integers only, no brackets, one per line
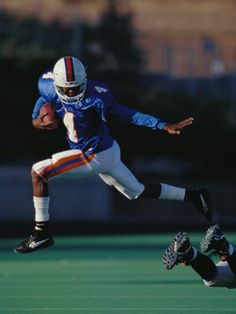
159,184,186,201
190,250,217,281
33,196,50,228
35,221,49,231
184,189,198,202
188,247,198,261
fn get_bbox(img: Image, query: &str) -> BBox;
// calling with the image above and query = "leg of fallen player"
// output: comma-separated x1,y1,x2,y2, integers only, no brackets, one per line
163,227,236,289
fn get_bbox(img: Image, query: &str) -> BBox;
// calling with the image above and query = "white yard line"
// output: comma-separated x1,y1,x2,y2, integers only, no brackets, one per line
0,295,235,299
0,308,235,312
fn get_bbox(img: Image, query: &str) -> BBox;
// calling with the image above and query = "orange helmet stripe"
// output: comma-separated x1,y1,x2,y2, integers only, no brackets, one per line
64,56,75,82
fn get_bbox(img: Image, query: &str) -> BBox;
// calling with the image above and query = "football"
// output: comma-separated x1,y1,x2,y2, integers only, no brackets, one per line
39,102,59,129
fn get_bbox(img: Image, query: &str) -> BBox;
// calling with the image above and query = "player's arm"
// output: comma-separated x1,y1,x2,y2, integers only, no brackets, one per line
107,102,194,135
32,97,58,130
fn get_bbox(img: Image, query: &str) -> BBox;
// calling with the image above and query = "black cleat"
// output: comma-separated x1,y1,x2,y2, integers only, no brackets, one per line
200,224,229,255
163,231,192,270
14,229,54,254
186,188,212,221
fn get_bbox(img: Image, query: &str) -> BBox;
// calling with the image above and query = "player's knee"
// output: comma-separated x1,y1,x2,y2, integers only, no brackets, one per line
120,184,145,200
126,195,136,200
122,192,142,200
31,168,41,181
31,168,40,180
32,159,52,182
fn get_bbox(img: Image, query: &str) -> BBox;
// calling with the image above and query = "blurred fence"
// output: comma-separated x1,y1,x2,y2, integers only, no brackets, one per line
1,165,236,237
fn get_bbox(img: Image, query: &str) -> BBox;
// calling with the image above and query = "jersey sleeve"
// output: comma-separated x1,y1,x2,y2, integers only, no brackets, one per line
93,83,165,130
106,101,166,130
32,96,47,119
38,72,57,102
32,71,58,119
130,110,166,130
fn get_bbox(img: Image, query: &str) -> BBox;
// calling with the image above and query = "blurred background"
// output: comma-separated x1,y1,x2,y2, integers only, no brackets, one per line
1,0,236,236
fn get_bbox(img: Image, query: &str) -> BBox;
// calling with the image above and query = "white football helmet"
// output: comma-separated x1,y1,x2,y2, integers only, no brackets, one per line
53,56,87,103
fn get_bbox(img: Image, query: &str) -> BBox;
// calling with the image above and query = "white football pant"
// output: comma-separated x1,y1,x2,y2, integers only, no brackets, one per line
32,141,144,200
203,260,236,289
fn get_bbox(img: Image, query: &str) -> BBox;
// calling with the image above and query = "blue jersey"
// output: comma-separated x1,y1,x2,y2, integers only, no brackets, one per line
32,71,166,154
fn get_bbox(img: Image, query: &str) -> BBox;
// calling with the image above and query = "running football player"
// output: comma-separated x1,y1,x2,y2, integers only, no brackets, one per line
14,56,212,253
163,225,236,289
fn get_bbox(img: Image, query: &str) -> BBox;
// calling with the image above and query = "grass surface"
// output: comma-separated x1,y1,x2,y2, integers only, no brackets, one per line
0,233,236,314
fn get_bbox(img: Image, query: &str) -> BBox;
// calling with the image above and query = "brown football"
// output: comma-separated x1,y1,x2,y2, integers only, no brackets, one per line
39,102,59,128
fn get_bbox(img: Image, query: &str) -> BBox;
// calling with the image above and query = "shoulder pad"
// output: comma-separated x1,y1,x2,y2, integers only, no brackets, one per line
38,71,57,102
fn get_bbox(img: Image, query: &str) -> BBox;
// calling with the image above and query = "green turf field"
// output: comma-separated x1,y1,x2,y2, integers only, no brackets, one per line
0,233,236,314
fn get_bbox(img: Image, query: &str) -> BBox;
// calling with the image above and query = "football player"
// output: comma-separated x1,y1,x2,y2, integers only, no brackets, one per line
14,56,212,253
163,225,236,289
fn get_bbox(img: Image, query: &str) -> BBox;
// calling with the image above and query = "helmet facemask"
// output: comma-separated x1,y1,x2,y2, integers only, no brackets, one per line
53,80,87,103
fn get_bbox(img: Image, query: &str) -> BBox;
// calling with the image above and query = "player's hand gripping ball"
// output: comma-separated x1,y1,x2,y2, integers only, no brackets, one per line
39,102,59,130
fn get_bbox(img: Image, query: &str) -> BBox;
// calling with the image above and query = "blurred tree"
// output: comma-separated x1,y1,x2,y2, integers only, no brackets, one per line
97,0,143,74
81,0,145,103
0,12,71,60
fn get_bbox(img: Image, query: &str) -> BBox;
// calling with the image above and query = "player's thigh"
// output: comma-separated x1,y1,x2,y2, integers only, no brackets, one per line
32,149,99,181
32,143,122,182
93,141,122,173
99,160,144,200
